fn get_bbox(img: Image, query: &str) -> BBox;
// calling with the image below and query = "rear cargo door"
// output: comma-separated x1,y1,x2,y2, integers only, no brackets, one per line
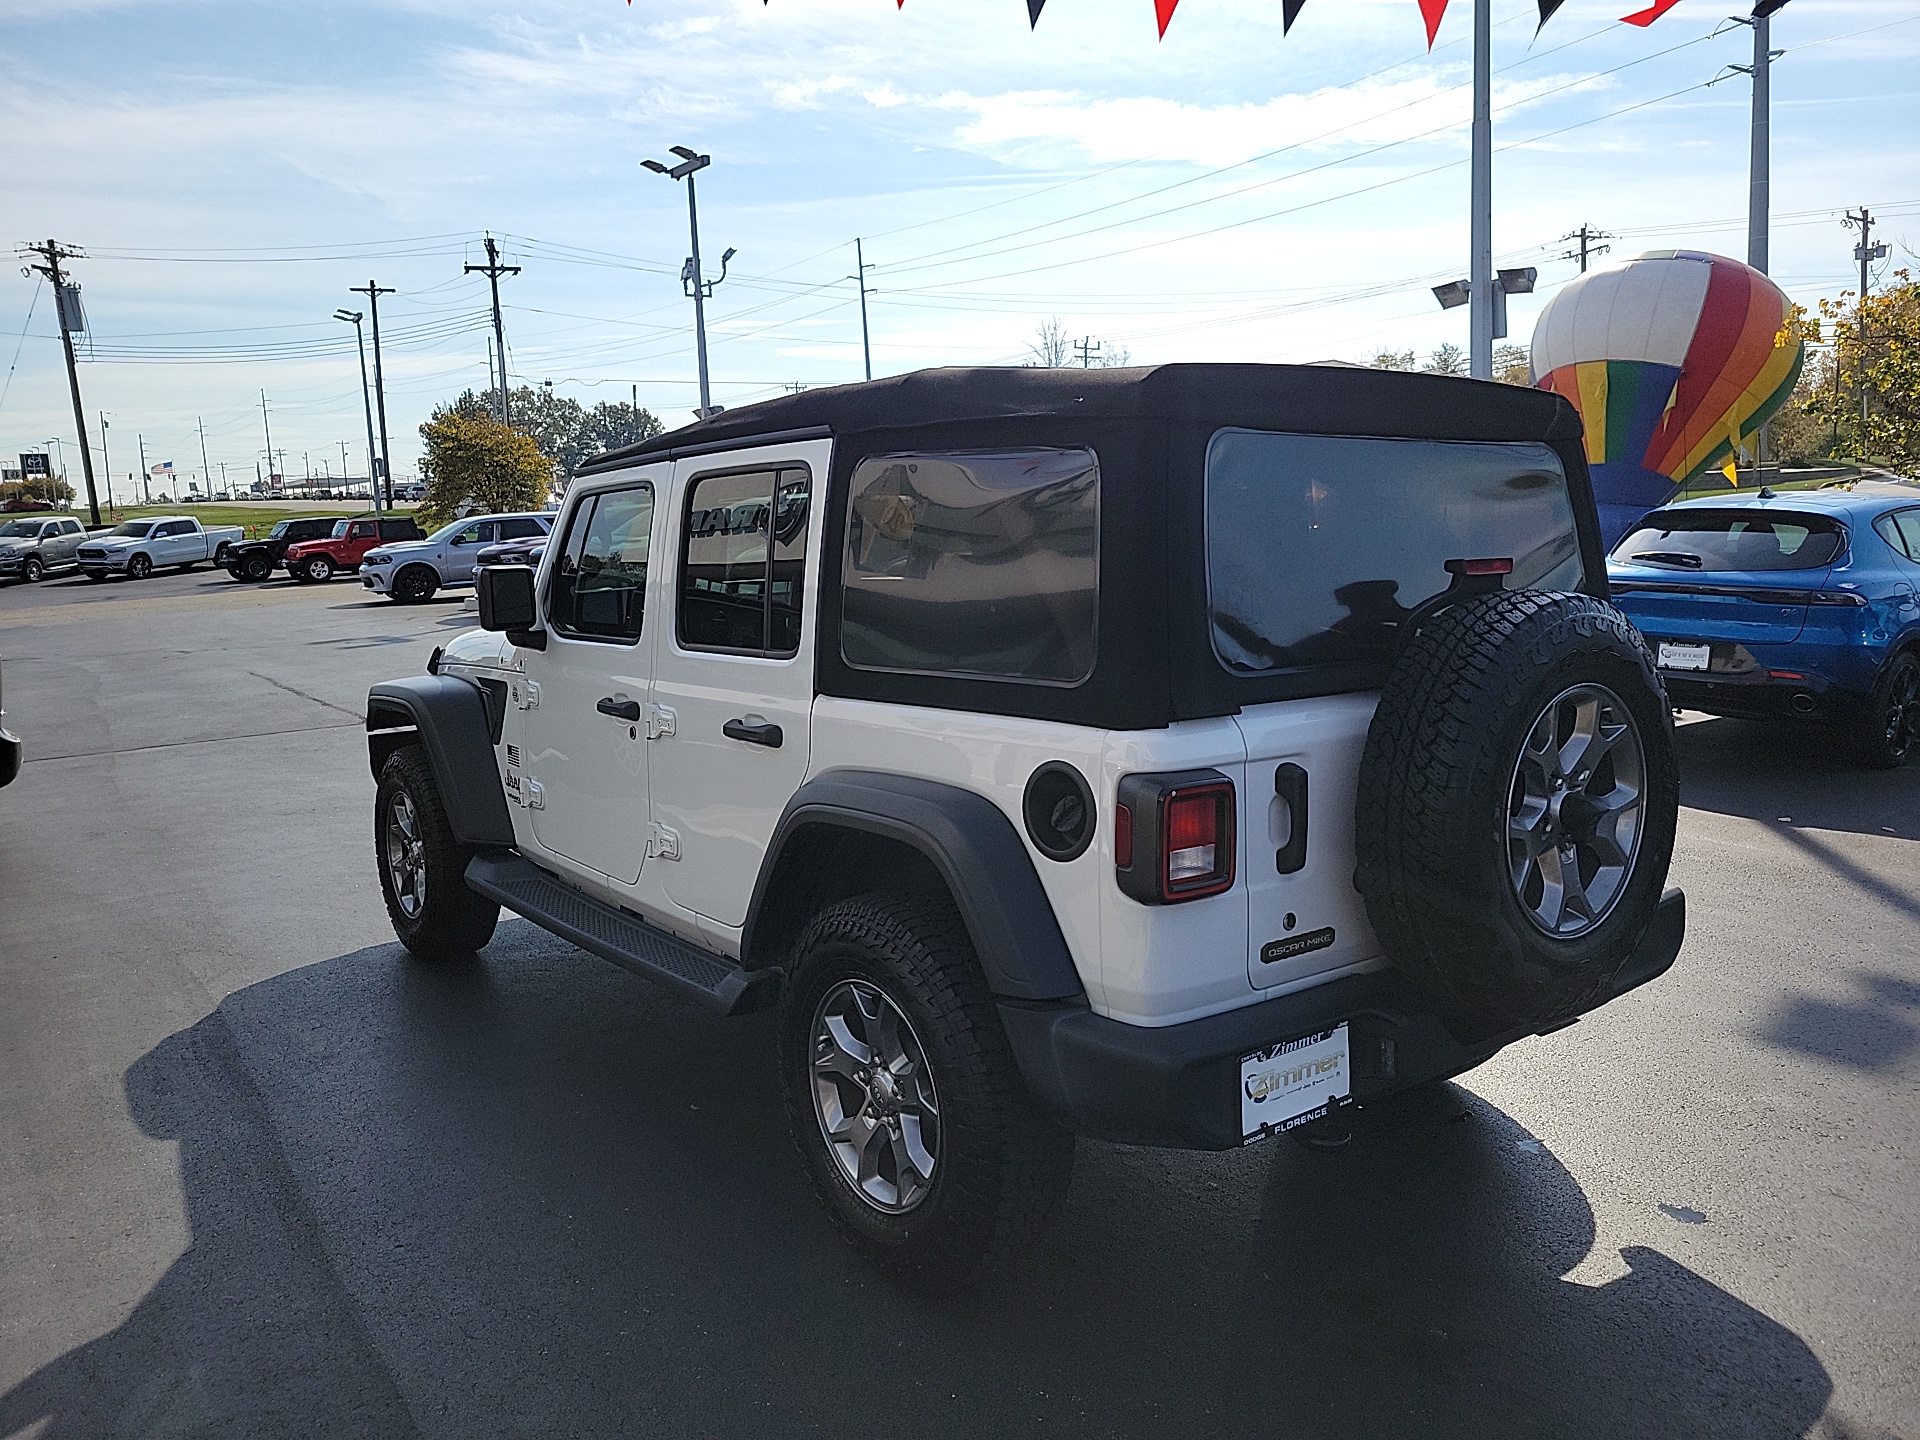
1233,696,1384,993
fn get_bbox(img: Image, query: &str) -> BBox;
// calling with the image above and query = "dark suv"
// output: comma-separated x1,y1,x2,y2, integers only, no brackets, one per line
221,516,347,582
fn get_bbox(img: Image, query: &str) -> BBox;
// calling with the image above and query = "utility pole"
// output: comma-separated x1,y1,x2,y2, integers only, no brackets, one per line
99,412,112,511
18,240,102,525
1560,225,1613,274
465,236,520,425
138,433,150,504
644,147,735,419
340,440,351,496
1073,336,1102,368
1468,0,1493,380
349,282,396,505
335,308,384,514
259,390,276,493
1729,1,1788,273
197,418,212,500
1846,207,1888,442
851,238,875,381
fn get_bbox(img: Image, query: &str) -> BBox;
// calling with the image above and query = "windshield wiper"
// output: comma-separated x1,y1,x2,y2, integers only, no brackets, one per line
1628,550,1704,569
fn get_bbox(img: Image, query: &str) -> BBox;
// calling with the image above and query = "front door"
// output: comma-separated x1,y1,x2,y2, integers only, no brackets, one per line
441,520,498,583
647,444,827,927
520,479,660,885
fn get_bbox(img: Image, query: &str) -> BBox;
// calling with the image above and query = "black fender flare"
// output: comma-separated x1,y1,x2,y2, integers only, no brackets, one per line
365,674,514,848
742,770,1086,1003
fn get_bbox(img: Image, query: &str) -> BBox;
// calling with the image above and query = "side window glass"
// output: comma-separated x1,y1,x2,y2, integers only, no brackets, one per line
500,517,546,540
453,523,488,546
349,522,376,539
1896,510,1920,562
1874,514,1908,558
62,520,80,534
549,487,652,643
841,449,1098,683
679,466,810,657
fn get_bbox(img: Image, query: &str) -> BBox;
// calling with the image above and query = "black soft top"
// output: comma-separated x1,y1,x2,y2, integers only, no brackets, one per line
579,363,1599,730
582,363,1583,474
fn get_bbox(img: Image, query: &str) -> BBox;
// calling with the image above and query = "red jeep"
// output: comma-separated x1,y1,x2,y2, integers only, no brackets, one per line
283,515,423,583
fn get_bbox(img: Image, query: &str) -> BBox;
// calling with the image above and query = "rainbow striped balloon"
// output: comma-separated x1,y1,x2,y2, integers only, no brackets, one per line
1531,250,1803,546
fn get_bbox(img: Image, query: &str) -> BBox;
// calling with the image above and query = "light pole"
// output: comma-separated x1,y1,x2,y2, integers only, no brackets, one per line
642,146,735,419
335,308,384,515
1468,0,1493,379
99,413,111,510
348,282,396,505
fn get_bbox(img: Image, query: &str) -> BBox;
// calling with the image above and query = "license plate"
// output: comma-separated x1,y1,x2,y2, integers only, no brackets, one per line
1240,1023,1350,1142
1657,641,1711,672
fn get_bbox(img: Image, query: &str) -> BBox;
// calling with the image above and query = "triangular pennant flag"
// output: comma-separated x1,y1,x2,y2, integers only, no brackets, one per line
1155,0,1180,37
1417,0,1449,48
1536,0,1566,30
1283,0,1307,33
1722,455,1739,486
1620,0,1682,24
1029,0,1046,24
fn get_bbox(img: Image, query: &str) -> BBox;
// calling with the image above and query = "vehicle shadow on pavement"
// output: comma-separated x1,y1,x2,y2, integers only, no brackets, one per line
1760,971,1920,1070
1673,715,1920,840
0,924,1832,1440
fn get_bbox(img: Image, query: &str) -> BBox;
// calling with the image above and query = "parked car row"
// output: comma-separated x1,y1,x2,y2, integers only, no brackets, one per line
76,517,245,581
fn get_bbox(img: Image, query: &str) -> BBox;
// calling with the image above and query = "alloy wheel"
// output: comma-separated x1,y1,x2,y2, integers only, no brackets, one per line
384,789,427,919
1506,682,1647,938
1885,663,1920,760
810,979,941,1214
21,557,43,583
127,555,151,581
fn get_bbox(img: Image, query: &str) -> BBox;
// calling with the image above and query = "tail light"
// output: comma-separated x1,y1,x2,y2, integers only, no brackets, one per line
1114,770,1236,904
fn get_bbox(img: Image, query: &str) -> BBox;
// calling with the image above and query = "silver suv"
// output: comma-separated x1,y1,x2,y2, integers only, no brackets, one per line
359,512,551,603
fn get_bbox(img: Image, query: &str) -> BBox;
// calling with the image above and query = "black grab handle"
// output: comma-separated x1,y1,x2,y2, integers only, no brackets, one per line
723,716,784,749
596,696,642,722
1274,763,1309,874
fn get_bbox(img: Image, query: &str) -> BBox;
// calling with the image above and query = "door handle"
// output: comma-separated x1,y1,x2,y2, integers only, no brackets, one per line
1274,763,1309,874
596,696,643,722
723,716,784,748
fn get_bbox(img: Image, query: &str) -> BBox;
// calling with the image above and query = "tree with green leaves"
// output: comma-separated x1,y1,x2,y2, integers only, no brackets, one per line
436,385,665,480
417,411,550,530
1805,273,1920,469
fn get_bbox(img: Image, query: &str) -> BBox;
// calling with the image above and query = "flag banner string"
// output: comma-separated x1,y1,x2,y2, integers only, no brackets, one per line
721,0,1742,40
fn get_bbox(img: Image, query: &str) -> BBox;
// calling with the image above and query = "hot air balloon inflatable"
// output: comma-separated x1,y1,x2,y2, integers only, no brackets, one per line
1530,250,1804,547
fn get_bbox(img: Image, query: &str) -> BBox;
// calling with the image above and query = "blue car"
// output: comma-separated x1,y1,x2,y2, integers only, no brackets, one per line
1607,482,1920,768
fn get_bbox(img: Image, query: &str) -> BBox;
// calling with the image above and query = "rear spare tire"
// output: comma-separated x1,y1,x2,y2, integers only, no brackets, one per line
1354,589,1678,1040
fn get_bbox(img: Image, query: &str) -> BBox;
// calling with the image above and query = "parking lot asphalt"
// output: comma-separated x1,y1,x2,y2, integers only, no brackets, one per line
1,566,1914,1439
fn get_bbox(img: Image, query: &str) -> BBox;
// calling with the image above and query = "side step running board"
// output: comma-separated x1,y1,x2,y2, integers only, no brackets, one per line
465,852,774,1015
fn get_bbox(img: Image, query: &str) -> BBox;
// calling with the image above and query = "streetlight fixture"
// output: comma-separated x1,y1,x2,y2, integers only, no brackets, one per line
642,145,735,419
1433,267,1537,350
335,308,385,515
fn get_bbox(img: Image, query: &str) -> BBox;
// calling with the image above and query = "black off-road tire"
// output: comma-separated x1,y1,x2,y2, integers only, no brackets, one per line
126,553,152,581
239,552,272,582
1354,590,1679,1040
374,745,499,960
1852,651,1919,770
20,556,44,584
390,565,438,604
777,893,1074,1287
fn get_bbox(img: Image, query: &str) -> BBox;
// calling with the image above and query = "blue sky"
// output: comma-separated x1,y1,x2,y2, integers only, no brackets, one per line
2,0,1915,499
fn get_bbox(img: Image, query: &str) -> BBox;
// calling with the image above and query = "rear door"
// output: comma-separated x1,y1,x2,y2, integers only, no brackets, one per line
57,519,84,562
646,442,827,928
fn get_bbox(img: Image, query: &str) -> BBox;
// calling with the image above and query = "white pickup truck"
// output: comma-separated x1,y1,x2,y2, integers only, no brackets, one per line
76,516,245,581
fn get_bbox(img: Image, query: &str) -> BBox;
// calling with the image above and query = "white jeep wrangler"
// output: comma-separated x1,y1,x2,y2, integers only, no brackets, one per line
365,364,1683,1282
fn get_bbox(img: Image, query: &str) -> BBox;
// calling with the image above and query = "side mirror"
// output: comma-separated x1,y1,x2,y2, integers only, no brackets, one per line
476,564,543,647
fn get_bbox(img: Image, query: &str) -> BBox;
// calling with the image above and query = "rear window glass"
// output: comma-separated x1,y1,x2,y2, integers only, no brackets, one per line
841,449,1099,685
1613,511,1843,572
1206,431,1578,674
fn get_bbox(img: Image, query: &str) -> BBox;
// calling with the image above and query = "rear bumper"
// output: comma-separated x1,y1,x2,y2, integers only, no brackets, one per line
999,888,1686,1151
1663,673,1868,722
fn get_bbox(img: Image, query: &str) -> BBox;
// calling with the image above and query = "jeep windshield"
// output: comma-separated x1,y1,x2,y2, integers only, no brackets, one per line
1206,431,1581,673
1612,510,1843,572
265,521,293,540
106,521,156,538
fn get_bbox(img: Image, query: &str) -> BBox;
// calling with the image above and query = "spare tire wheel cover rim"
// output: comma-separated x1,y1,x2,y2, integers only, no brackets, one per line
810,979,940,1214
1506,682,1646,938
